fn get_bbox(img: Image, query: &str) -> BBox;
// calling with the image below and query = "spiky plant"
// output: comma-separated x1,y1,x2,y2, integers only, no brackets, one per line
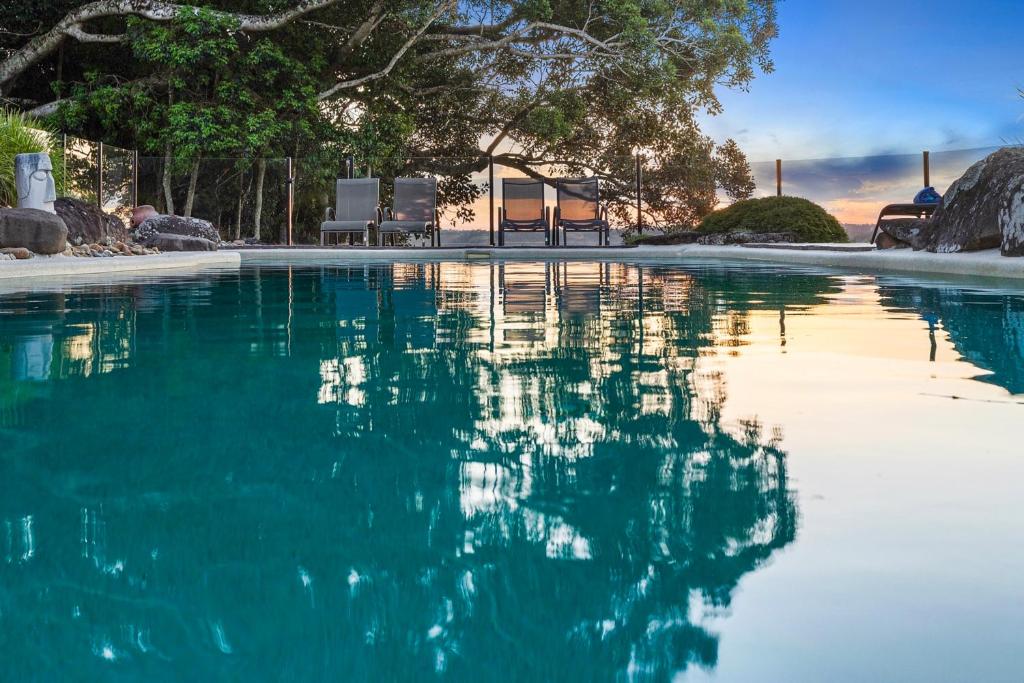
0,109,64,208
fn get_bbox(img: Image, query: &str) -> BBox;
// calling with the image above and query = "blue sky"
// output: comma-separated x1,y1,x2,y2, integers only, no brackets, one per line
701,0,1024,162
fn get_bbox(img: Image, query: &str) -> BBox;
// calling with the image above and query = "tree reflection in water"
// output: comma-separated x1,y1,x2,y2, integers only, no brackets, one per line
0,262,812,680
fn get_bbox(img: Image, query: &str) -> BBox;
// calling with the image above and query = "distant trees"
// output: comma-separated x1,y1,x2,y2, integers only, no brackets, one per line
0,0,777,236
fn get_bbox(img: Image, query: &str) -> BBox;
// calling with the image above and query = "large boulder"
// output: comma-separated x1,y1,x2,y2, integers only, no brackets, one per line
54,197,128,245
930,147,1024,254
0,207,69,254
135,214,220,243
143,233,218,252
881,147,1024,255
131,205,158,228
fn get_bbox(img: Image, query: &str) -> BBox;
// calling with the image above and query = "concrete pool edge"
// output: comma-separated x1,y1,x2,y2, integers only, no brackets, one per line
0,251,241,281
233,245,1024,280
2,245,1022,284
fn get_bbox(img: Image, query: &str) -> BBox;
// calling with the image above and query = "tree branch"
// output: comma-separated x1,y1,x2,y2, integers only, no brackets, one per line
0,0,343,93
317,1,452,101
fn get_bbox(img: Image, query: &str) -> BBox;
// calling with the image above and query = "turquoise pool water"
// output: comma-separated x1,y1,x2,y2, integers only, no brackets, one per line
1,260,1022,681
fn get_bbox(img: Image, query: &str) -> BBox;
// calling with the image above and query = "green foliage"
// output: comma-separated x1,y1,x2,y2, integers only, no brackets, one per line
698,196,848,243
0,109,64,207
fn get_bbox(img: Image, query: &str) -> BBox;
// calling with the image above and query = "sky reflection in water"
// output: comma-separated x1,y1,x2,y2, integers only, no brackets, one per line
0,260,1022,681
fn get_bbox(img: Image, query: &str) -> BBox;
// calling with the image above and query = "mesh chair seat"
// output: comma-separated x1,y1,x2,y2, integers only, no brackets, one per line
556,178,609,246
381,177,439,246
500,178,549,246
323,178,379,245
321,220,373,233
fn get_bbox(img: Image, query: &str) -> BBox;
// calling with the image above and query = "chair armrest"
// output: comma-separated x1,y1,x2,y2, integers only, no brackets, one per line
554,206,561,226
324,207,335,221
376,207,384,225
600,205,609,222
544,205,551,227
498,206,504,224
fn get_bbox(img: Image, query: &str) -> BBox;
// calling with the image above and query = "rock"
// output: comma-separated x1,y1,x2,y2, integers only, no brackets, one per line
926,147,1024,254
0,207,69,255
53,197,128,245
143,233,218,252
877,217,930,250
874,231,910,250
1,247,32,259
135,214,220,243
697,231,797,246
131,205,158,228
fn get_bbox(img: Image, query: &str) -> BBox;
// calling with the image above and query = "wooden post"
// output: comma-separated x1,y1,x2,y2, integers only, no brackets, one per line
635,153,643,234
776,159,782,197
96,142,104,209
286,156,294,246
131,149,139,207
923,150,930,187
61,133,67,196
488,155,495,246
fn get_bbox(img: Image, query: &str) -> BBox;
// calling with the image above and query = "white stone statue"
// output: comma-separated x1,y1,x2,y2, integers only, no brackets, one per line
14,152,57,213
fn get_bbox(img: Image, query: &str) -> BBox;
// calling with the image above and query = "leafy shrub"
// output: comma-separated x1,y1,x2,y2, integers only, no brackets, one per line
698,196,847,243
0,109,64,208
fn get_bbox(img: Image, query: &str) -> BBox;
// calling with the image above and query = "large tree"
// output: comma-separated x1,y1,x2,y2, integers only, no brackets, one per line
0,0,776,237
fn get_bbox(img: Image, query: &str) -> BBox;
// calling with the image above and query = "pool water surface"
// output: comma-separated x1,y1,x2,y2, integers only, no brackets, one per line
0,260,1021,681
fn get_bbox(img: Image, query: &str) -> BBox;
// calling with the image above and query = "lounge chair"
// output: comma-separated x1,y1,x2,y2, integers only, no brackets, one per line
555,178,610,246
321,178,380,246
870,202,941,244
378,177,440,247
499,178,551,246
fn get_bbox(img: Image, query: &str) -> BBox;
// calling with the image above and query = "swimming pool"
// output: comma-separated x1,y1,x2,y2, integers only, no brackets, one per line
1,260,1021,681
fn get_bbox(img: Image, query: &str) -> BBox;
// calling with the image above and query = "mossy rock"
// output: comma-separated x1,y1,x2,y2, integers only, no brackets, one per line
699,196,847,243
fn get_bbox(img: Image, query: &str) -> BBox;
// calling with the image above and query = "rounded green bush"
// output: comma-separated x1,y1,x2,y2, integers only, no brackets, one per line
698,196,848,243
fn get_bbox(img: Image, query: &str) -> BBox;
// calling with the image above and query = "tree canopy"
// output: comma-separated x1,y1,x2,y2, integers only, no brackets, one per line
0,0,777,238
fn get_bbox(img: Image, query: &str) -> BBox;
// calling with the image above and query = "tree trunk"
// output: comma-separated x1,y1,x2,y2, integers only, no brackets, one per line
253,157,266,241
183,156,200,217
235,165,253,241
162,142,175,215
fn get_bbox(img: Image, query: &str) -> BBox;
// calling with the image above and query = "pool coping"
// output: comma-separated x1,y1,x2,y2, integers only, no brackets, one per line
234,245,1024,281
2,244,1022,285
0,251,241,281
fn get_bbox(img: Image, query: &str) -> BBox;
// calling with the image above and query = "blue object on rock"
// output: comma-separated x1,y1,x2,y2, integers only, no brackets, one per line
914,186,942,204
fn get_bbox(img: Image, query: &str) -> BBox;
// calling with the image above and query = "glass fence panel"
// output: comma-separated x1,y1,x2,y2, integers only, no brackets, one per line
749,146,999,240
137,157,290,242
63,136,97,204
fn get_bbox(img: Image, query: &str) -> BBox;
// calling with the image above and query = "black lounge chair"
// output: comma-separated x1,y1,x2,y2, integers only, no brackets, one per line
870,202,940,244
555,178,610,246
321,178,380,246
499,178,551,246
378,177,440,247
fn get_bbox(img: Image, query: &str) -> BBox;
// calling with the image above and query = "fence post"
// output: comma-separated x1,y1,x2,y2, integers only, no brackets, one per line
488,155,495,246
923,150,930,187
61,133,68,196
286,156,294,246
776,159,782,197
131,149,139,207
96,142,104,209
635,152,643,234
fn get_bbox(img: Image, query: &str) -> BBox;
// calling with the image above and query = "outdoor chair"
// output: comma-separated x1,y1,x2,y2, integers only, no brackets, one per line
378,177,440,247
321,178,380,246
870,202,941,244
555,178,610,246
499,178,551,246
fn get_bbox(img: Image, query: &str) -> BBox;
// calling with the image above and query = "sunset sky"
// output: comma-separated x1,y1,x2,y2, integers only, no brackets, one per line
702,0,1024,161
698,0,1024,223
